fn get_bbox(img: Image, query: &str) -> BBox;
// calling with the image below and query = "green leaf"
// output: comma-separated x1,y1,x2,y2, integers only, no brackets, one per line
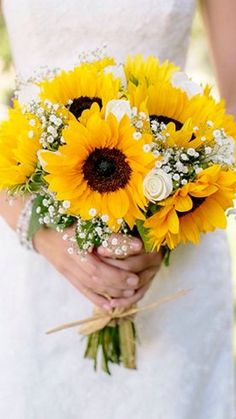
136,219,153,252
27,196,44,239
162,246,172,267
129,75,139,86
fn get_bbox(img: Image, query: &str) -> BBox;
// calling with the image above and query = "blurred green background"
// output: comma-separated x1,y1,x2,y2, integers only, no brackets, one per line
0,8,235,348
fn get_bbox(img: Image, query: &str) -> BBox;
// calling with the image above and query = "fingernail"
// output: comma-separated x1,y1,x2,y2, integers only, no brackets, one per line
127,276,139,286
92,276,100,283
97,247,106,255
110,300,119,308
130,239,141,250
123,289,135,297
103,303,111,311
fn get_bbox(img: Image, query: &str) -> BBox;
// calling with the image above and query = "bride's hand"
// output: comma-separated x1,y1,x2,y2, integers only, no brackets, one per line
96,233,163,309
34,227,143,310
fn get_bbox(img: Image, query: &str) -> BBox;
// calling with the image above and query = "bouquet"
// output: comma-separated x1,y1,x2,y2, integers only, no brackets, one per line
1,52,236,374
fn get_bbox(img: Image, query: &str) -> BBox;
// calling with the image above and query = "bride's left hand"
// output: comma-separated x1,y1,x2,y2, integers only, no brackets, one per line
96,234,163,309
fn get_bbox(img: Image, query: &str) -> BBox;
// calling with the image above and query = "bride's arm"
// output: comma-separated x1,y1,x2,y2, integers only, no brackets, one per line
0,191,143,308
0,190,25,230
200,0,236,114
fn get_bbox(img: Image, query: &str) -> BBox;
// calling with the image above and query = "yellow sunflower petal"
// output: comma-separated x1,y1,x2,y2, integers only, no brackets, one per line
174,195,193,212
167,209,179,234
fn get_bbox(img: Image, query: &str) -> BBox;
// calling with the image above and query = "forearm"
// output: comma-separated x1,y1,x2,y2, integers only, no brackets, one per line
200,0,236,114
0,190,26,230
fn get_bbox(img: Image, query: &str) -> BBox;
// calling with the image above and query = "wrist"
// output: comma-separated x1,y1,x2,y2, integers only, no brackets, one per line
16,196,36,251
0,191,25,230
33,226,47,254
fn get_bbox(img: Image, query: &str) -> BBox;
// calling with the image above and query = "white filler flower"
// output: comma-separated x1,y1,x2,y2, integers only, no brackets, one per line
172,71,203,98
105,99,132,122
143,169,173,202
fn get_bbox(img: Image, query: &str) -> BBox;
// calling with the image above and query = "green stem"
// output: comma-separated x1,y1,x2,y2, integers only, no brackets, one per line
84,331,99,371
119,319,136,369
84,321,137,373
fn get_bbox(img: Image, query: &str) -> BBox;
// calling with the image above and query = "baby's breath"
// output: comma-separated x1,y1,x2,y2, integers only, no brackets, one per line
75,217,112,253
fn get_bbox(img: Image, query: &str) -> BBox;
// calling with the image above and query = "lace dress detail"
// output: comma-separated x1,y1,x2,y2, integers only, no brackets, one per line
3,0,195,76
1,1,235,418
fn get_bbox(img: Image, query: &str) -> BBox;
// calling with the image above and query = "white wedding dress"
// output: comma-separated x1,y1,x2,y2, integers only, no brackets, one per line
1,1,235,418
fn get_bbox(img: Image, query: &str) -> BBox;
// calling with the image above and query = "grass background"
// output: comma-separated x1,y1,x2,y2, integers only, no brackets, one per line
0,7,235,348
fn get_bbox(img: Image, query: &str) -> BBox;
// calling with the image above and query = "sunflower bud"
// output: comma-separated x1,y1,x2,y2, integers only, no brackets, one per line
143,169,173,202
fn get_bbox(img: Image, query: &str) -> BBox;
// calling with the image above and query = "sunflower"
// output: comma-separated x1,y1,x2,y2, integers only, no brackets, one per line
124,54,179,86
39,112,155,230
39,65,120,121
145,165,236,250
180,92,236,142
129,81,200,128
0,106,41,189
129,81,236,146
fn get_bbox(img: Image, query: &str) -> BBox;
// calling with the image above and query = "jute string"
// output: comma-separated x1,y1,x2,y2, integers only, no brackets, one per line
46,289,189,336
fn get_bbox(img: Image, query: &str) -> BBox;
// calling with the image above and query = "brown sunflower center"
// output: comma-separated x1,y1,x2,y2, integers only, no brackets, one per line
178,197,205,217
150,115,183,131
67,96,102,119
83,147,132,193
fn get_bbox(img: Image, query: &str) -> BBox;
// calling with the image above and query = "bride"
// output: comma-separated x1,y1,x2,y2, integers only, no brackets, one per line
0,0,235,418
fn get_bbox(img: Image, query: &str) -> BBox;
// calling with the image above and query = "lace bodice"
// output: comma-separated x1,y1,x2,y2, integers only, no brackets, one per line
3,0,195,78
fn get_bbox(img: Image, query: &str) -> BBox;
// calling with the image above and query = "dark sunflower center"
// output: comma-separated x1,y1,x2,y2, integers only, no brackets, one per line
96,158,116,177
83,147,132,193
150,115,183,131
178,197,205,217
67,96,102,119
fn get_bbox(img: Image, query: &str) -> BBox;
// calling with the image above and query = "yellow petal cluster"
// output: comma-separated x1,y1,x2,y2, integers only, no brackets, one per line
39,64,120,117
124,54,179,86
128,78,236,148
145,165,236,250
0,105,41,189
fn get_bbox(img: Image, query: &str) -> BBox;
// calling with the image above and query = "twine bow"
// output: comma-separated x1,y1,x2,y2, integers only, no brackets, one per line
46,289,189,336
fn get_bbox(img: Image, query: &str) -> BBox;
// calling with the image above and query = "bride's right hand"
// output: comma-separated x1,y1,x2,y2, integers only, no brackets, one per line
34,226,141,310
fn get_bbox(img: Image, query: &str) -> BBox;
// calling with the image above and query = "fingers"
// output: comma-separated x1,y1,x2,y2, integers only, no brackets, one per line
98,251,163,273
71,252,140,290
66,259,137,299
63,269,129,308
83,277,136,299
106,266,158,309
109,281,152,309
139,266,158,287
63,270,110,309
96,233,143,259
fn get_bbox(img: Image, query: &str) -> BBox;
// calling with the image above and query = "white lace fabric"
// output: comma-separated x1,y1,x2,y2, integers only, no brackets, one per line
1,1,235,418
3,0,195,76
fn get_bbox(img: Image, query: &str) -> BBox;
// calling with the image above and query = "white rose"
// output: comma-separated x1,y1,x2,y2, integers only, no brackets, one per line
172,71,203,98
105,99,132,122
143,169,173,202
104,64,127,88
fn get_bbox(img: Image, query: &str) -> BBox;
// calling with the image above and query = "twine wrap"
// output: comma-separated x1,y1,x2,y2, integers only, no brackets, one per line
46,289,189,336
